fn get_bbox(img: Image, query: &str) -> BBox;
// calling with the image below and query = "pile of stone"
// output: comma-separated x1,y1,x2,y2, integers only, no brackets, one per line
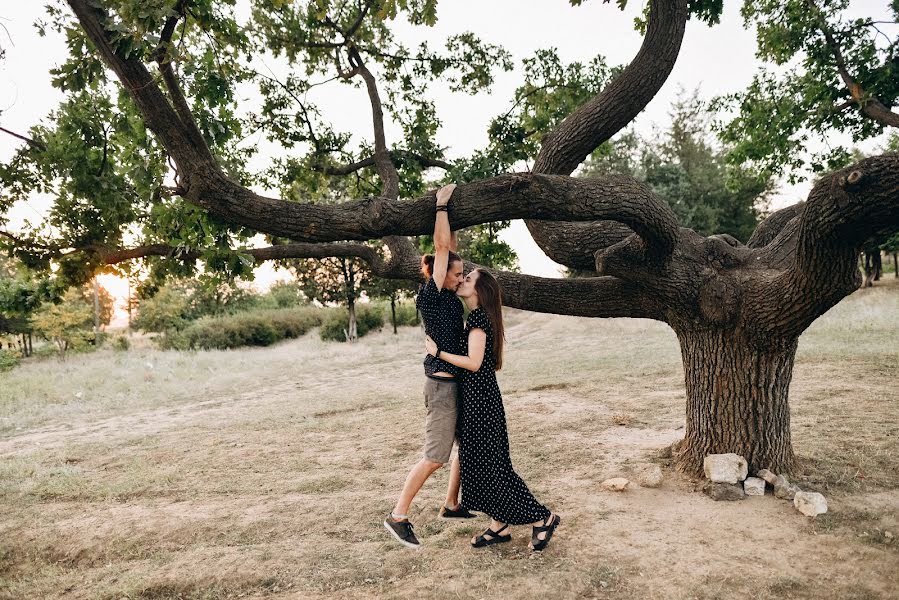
702,453,828,517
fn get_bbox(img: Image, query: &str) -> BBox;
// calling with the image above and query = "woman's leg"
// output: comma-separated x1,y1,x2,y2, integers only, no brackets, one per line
444,451,461,509
471,518,508,544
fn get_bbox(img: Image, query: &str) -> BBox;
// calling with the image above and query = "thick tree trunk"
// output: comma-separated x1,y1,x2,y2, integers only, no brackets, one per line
390,296,397,335
674,328,798,476
346,301,358,342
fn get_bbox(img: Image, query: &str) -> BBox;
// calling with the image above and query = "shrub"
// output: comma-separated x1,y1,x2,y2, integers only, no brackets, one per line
0,349,20,372
160,306,323,350
113,336,130,351
319,304,385,342
133,286,190,333
392,302,420,327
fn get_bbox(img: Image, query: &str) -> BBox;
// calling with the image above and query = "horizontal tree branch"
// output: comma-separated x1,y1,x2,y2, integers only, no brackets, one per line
184,170,681,252
89,239,662,319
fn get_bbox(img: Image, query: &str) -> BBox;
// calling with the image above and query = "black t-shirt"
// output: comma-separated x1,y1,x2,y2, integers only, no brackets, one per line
416,277,464,377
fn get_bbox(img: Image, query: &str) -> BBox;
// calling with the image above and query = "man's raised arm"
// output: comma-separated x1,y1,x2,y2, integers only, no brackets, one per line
432,183,457,290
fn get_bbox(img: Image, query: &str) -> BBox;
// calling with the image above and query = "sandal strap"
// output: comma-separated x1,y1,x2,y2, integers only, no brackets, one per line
483,523,509,538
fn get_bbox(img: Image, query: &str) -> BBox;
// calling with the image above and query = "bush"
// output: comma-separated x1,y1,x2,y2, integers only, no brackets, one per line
0,349,21,372
133,286,190,333
160,306,323,350
392,302,420,327
113,336,130,351
319,304,385,342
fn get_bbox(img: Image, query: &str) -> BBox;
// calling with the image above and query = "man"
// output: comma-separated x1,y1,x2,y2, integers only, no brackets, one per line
384,183,474,549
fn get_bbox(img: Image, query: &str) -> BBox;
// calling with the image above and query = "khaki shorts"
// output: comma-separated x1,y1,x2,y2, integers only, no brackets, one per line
423,377,459,464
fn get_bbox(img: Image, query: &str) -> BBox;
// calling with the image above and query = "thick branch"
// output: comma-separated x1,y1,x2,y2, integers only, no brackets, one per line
533,0,688,176
747,153,899,339
344,0,376,39
747,202,805,249
151,0,187,62
183,171,680,248
526,0,688,269
66,0,217,183
347,46,400,199
67,0,672,266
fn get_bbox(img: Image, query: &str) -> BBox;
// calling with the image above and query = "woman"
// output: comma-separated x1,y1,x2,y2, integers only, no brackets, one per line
426,268,560,551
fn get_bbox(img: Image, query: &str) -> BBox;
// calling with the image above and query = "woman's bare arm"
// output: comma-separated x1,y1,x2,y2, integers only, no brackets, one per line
426,329,487,372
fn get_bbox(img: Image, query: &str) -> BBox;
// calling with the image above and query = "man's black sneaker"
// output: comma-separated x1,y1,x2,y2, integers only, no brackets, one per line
384,515,421,549
440,504,476,519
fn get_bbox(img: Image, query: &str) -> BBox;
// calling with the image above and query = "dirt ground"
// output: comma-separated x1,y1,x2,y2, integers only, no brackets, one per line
1,280,897,599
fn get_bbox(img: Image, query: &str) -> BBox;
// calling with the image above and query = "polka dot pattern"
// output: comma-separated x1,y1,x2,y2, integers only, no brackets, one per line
458,307,551,525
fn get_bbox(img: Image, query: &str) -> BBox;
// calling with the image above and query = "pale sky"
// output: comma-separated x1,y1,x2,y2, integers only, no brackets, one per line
1,0,894,296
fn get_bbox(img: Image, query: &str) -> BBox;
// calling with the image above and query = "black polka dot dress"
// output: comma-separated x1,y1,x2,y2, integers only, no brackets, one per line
458,307,551,526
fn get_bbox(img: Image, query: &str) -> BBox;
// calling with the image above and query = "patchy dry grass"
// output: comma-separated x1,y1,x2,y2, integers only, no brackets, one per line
0,281,897,599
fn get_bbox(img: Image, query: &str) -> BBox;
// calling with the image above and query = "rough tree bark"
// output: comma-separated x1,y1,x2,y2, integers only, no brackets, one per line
56,0,899,476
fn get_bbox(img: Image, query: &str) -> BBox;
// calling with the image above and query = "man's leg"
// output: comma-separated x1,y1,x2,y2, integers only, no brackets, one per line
385,378,455,548
392,458,443,517
385,458,444,549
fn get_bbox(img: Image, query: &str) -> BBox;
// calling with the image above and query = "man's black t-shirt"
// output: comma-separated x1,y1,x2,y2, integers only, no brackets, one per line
416,277,464,377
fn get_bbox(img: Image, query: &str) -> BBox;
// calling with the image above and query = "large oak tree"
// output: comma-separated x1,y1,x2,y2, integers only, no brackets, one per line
1,0,898,475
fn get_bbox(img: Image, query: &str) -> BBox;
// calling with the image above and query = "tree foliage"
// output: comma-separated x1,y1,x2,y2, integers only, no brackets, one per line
714,0,899,181
584,92,772,241
30,285,109,360
0,256,60,336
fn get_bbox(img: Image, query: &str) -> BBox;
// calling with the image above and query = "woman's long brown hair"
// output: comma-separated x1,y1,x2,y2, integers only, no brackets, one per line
473,268,505,371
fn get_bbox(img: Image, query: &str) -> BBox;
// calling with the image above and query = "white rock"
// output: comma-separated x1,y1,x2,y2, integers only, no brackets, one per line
793,491,828,517
756,469,778,484
636,465,664,488
743,477,766,496
703,453,749,484
601,477,630,492
74,391,83,399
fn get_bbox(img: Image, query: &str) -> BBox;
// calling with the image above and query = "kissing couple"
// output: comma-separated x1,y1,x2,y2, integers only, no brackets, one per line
384,183,560,551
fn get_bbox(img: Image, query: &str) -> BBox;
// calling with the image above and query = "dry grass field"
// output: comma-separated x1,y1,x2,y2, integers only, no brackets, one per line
1,279,897,599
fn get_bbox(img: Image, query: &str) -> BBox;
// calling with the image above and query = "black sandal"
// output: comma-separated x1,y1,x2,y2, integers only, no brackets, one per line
529,514,560,551
471,523,511,548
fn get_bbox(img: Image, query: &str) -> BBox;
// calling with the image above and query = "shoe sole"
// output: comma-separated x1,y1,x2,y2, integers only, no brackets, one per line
383,521,421,550
440,513,477,520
